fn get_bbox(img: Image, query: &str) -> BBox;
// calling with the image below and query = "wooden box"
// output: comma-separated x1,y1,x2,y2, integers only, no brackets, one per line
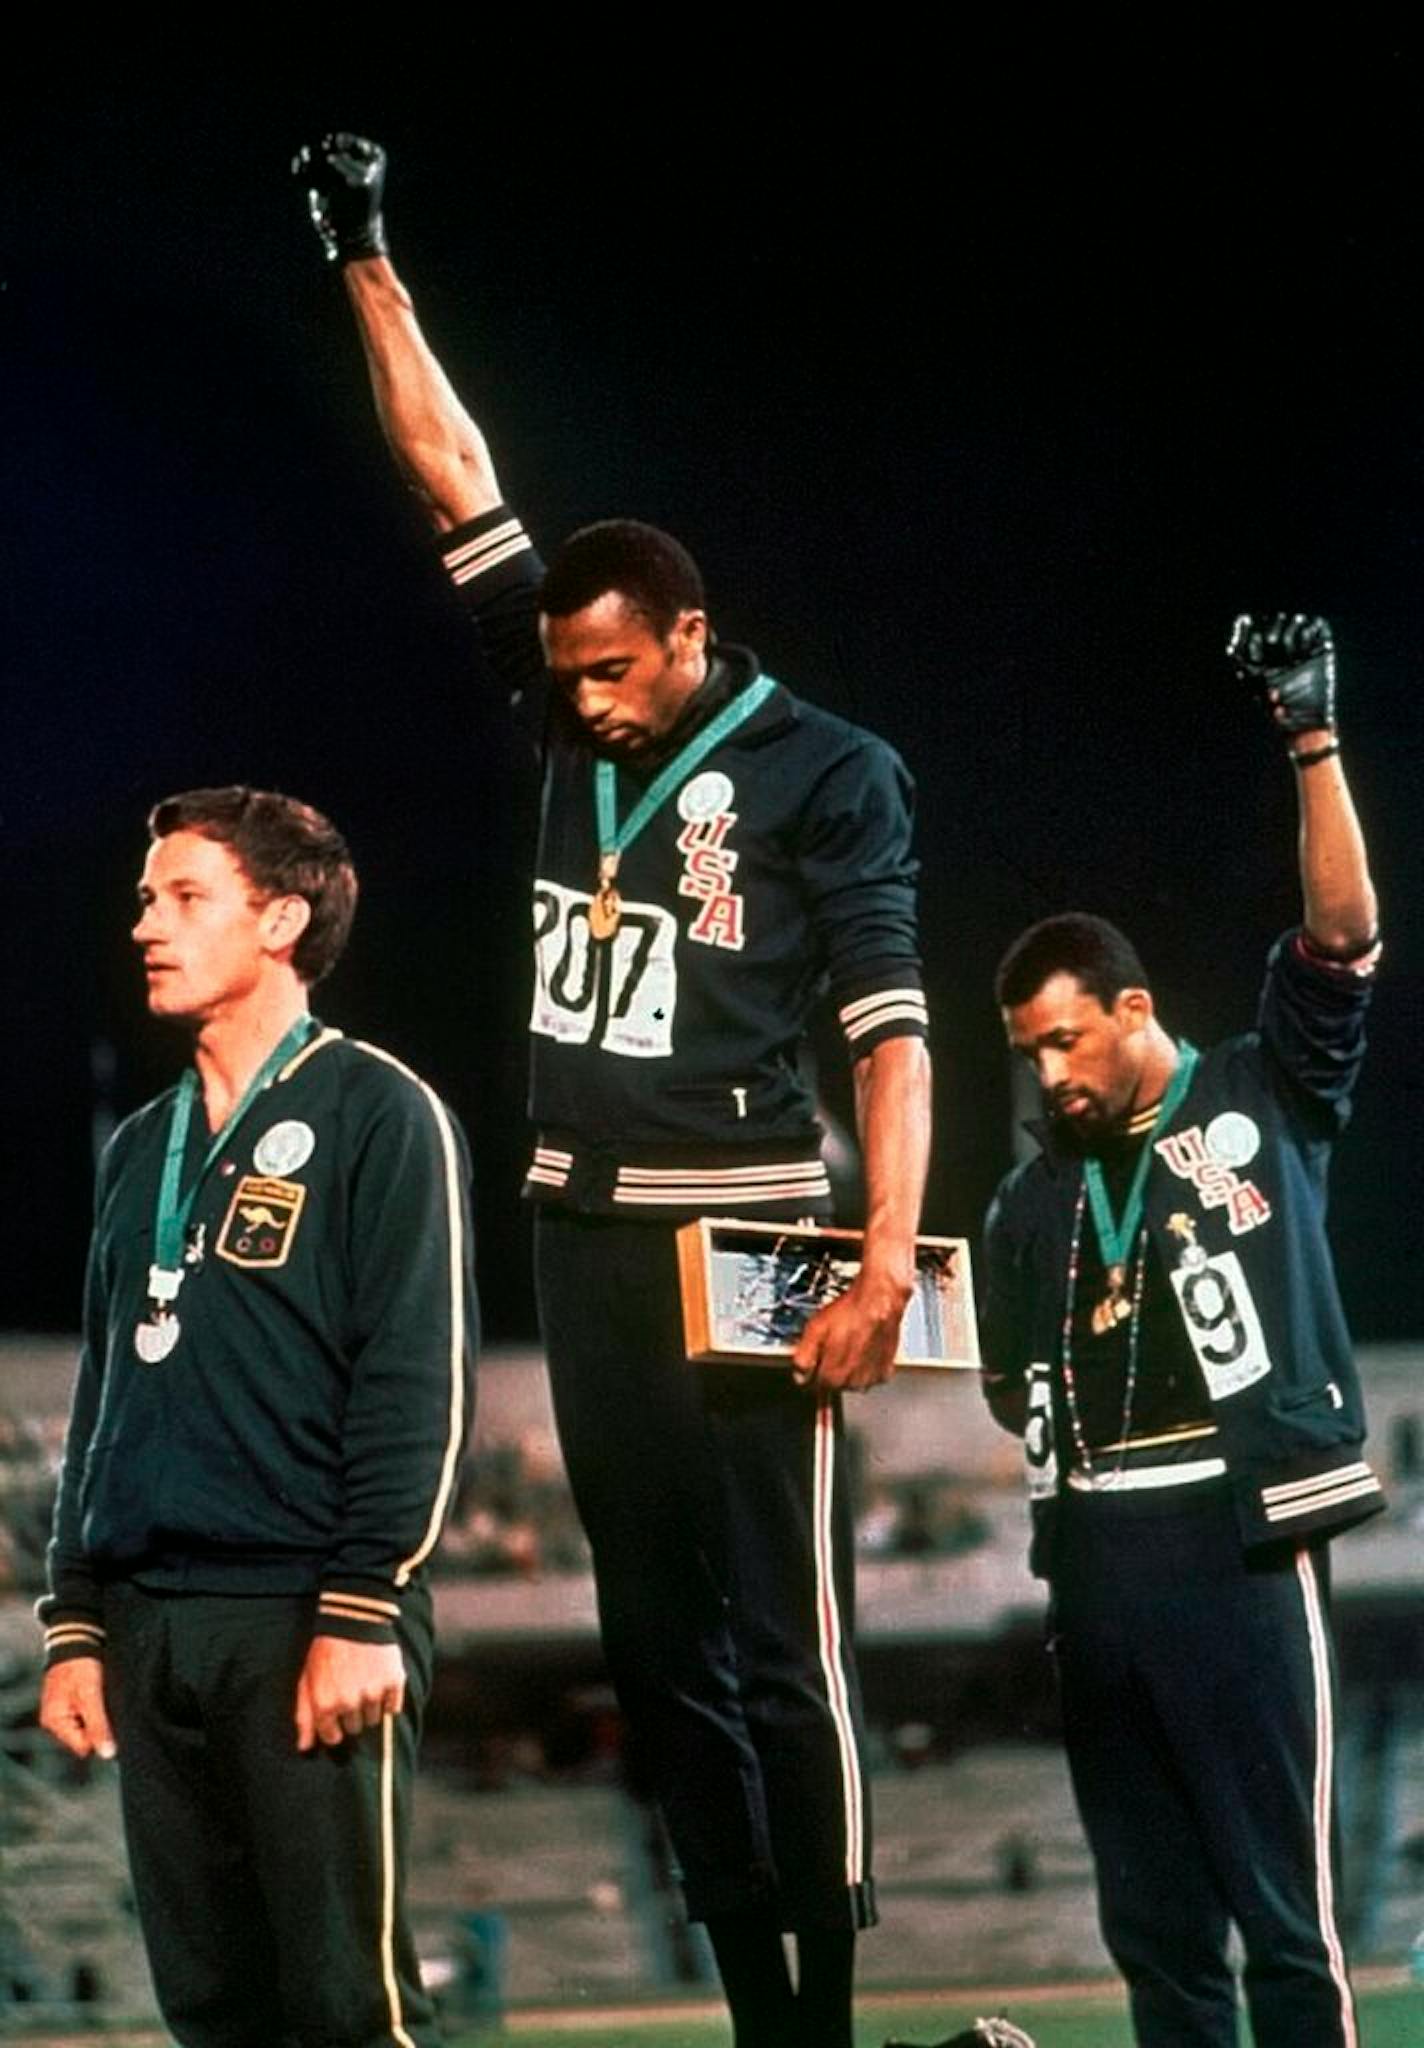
676,1217,980,1371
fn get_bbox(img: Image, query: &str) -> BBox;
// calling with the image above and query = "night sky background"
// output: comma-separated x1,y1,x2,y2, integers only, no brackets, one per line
4,38,1421,1343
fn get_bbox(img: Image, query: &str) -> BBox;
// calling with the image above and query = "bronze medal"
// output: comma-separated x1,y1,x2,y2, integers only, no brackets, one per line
1090,1263,1132,1337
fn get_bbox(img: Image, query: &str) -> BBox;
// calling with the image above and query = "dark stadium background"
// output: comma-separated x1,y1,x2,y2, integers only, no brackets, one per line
4,38,1420,1344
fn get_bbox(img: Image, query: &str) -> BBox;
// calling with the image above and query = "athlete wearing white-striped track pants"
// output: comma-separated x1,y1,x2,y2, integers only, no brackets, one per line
536,1208,874,1931
982,613,1382,2048
298,128,934,2048
1052,1486,1356,2047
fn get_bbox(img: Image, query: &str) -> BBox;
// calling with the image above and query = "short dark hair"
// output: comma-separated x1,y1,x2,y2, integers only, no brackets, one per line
539,519,705,639
148,786,358,986
995,913,1150,1012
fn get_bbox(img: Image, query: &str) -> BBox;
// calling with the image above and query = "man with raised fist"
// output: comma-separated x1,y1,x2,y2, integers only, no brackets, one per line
980,616,1381,2047
294,133,933,2048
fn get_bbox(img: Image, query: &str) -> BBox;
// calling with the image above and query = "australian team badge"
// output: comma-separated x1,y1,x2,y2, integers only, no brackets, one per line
216,1175,308,1269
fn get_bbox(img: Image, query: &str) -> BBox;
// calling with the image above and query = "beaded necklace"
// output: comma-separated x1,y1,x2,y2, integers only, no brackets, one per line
1058,1177,1150,1487
1056,1042,1198,1487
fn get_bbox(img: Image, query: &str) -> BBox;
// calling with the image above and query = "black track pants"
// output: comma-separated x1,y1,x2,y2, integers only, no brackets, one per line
102,1581,437,2048
1052,1486,1358,2048
535,1208,875,1929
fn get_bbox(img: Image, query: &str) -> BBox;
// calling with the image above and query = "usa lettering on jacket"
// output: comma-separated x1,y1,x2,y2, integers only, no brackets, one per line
1155,1122,1273,1236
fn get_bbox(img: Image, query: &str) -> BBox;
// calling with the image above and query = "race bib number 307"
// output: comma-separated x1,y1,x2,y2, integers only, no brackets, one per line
531,881,677,1058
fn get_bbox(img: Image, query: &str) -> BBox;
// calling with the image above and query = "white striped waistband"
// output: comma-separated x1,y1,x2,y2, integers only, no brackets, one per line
612,1160,831,1206
1067,1456,1228,1494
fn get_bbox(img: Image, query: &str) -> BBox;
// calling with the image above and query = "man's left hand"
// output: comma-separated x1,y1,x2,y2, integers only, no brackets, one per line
295,1635,407,1751
791,1269,909,1393
1227,611,1336,736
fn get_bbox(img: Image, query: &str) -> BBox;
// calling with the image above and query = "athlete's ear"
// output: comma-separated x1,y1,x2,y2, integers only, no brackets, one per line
672,608,708,656
261,893,313,962
1114,986,1154,1034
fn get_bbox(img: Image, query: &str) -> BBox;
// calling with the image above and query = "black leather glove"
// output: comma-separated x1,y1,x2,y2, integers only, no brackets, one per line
1227,612,1337,737
292,133,388,266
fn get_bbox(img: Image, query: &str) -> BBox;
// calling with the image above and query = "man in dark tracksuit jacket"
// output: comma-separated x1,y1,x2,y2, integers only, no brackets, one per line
296,136,932,2048
39,787,477,2048
982,617,1381,2048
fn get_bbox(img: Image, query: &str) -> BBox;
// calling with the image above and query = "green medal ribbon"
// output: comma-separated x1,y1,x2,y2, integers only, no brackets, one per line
1081,1041,1199,1280
594,673,777,868
149,1016,316,1290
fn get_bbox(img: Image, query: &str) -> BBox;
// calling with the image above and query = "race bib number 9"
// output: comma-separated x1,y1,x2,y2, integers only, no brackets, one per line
531,880,677,1059
1169,1249,1273,1401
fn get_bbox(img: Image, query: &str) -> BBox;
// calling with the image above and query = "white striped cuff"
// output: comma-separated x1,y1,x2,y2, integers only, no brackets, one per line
1262,1464,1383,1524
838,987,929,1046
527,1145,573,1190
441,515,535,588
1260,1461,1375,1503
45,1620,107,1655
319,1591,403,1625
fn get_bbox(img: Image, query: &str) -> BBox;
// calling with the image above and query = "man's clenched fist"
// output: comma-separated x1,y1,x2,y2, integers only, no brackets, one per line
1228,611,1337,737
292,133,388,266
294,1635,407,1751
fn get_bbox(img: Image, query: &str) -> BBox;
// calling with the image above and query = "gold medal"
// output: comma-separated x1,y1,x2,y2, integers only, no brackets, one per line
588,853,621,940
588,887,621,941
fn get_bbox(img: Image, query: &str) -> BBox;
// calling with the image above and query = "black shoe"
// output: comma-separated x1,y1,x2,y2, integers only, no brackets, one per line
883,2020,1037,2048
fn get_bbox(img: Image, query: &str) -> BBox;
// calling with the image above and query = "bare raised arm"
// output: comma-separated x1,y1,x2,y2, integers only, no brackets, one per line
1290,736,1377,957
293,135,502,533
343,256,501,532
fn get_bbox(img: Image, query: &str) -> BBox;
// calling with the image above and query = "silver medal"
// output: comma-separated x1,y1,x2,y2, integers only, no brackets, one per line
135,1315,181,1364
137,1265,185,1360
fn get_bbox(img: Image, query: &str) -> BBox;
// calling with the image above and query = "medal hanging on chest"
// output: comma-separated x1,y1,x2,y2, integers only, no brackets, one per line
135,1264,184,1362
587,852,622,940
1059,1043,1201,1483
134,1017,315,1364
589,675,776,941
1090,1264,1133,1336
1079,1043,1200,1340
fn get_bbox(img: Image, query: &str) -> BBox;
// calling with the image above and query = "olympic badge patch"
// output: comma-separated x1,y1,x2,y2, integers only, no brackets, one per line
216,1175,308,1270
253,1119,316,1176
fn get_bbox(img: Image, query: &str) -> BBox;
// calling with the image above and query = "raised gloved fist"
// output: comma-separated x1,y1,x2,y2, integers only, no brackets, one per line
292,133,388,266
1227,611,1336,736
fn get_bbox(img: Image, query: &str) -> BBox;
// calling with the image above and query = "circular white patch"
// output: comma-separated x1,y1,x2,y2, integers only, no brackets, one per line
1205,1111,1260,1169
254,1120,316,1177
678,770,735,822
